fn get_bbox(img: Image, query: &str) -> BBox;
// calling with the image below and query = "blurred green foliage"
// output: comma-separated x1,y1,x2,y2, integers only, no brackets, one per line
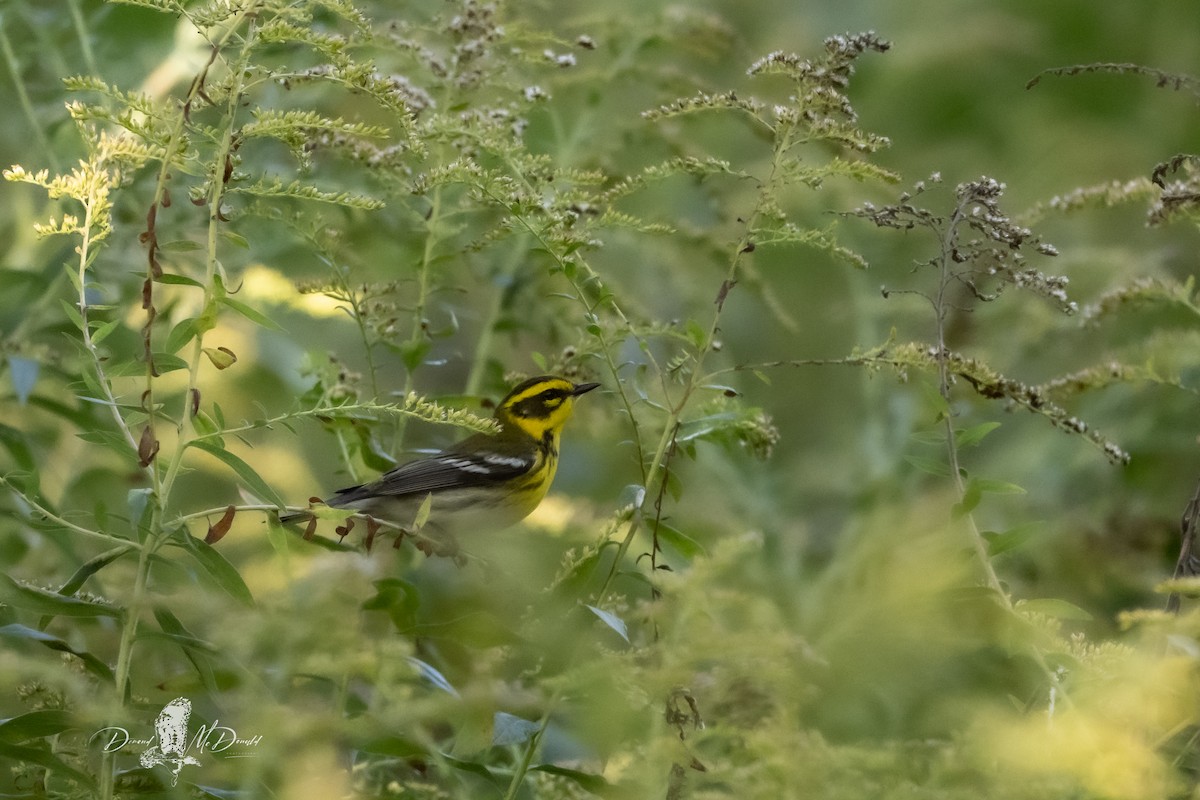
1,0,1200,798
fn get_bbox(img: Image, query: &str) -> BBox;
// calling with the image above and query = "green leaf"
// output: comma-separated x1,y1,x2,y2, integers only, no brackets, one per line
220,296,285,331
412,492,433,531
151,353,190,373
398,338,431,373
58,298,84,331
75,430,131,456
0,709,77,743
919,380,950,417
192,410,220,438
908,430,944,445
974,478,1026,495
355,734,425,758
903,454,952,477
165,318,200,354
585,604,630,643
150,616,218,693
188,439,285,507
531,764,613,796
152,607,218,654
953,480,983,519
441,753,503,787
354,425,398,473
405,656,459,697
677,412,740,444
492,712,541,747
982,522,1042,556
0,741,95,789
0,573,122,619
128,487,153,527
0,623,115,684
655,523,707,560
955,421,1001,448
90,318,122,345
156,272,205,287
0,422,37,473
265,515,290,567
222,230,250,249
1017,598,1093,621
363,578,419,631
179,534,255,607
58,545,135,596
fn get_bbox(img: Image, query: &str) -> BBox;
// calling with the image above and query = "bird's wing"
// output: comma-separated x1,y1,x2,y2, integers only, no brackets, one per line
1168,477,1200,613
329,434,537,506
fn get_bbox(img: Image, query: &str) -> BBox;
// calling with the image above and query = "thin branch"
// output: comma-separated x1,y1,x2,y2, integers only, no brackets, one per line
0,475,144,551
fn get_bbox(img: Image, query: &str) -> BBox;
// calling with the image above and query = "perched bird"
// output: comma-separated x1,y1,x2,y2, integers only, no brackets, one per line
1167,476,1200,613
283,376,600,538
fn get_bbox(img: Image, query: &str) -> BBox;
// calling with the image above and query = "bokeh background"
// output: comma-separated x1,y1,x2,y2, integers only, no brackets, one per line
2,0,1200,797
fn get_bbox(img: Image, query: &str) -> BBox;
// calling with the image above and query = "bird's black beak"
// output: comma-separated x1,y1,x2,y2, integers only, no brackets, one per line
572,381,601,396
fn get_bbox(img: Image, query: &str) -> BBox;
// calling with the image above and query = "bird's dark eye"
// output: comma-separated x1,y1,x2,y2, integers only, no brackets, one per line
512,389,567,417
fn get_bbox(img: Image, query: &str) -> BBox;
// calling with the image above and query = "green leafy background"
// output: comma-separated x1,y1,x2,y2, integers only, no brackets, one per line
1,1,1199,798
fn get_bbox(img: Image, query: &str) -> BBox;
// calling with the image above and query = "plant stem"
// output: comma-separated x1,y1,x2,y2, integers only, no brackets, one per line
392,184,443,450
0,24,59,172
66,0,98,76
464,235,529,397
97,11,260,799
501,687,563,800
934,202,1009,601
595,122,794,602
158,11,258,504
69,170,152,481
932,200,1071,710
99,539,153,800
0,476,144,549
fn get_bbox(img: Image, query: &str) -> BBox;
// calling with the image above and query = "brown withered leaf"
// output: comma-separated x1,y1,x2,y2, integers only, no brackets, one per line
137,425,159,467
715,278,737,311
205,504,236,544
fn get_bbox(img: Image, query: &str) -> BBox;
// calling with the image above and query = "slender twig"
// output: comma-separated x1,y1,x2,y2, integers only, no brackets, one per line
464,234,529,397
66,0,98,76
500,686,564,800
76,187,145,465
99,10,261,800
184,400,496,445
0,24,59,172
0,476,144,551
929,197,1072,712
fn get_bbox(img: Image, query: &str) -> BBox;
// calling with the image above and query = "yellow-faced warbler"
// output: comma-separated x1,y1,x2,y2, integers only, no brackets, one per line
283,376,599,538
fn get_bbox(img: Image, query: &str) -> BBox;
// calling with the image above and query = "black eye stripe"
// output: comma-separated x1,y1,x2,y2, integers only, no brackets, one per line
512,389,569,416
